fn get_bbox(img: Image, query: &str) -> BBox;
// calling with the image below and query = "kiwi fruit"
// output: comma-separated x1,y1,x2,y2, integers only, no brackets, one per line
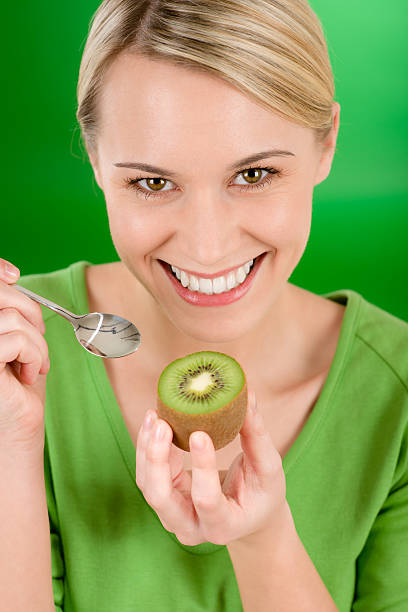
157,351,248,451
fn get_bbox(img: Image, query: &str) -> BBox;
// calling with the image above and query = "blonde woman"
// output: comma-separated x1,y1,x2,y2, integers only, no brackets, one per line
1,1,407,610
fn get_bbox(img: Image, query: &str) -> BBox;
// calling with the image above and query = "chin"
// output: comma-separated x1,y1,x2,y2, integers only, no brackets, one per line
167,310,261,346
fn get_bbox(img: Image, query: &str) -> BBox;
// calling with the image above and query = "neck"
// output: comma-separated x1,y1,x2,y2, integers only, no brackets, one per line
115,262,305,390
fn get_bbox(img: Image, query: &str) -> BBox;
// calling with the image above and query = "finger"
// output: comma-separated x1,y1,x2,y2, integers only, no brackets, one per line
0,281,46,335
0,259,20,284
239,391,282,489
136,409,157,490
0,308,50,375
136,409,184,487
143,417,194,530
0,331,43,385
190,431,230,530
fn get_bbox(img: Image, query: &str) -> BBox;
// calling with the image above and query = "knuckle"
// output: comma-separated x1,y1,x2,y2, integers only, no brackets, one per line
30,301,45,329
32,351,43,371
263,459,279,476
12,329,27,346
146,445,165,464
193,494,218,512
260,466,281,490
0,286,44,332
270,454,283,474
17,294,44,330
38,334,49,358
176,533,200,546
0,307,21,328
145,490,166,509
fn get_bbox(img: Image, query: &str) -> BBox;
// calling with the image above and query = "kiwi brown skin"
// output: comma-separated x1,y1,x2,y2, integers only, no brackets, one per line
157,382,248,452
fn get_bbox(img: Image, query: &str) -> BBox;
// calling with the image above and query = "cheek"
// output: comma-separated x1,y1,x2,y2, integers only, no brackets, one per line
105,199,168,257
255,191,312,248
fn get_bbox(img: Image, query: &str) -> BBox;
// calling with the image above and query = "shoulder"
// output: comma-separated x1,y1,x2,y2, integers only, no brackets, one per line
319,287,408,393
354,292,408,393
329,290,408,475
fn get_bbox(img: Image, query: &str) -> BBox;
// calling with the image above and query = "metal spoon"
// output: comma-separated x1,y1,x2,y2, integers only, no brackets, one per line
14,284,141,358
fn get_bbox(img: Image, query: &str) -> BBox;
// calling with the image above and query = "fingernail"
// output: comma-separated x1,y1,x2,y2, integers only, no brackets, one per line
250,391,257,413
191,432,206,450
143,411,154,431
154,421,165,441
4,262,19,280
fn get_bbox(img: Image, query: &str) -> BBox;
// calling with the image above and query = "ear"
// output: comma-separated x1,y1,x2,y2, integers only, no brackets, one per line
88,151,103,191
314,101,340,186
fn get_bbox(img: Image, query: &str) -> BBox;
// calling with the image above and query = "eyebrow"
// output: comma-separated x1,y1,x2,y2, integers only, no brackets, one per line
113,149,295,177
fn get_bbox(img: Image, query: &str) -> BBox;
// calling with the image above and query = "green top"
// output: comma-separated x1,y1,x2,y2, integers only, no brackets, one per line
17,261,408,612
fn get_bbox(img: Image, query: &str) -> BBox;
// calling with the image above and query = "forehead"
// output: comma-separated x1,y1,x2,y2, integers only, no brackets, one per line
97,52,312,159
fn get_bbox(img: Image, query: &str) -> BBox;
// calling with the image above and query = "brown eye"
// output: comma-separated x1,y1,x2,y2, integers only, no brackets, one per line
241,168,263,184
145,177,167,191
124,166,280,200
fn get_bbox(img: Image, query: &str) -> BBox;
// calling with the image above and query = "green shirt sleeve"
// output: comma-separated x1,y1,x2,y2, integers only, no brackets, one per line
352,419,408,610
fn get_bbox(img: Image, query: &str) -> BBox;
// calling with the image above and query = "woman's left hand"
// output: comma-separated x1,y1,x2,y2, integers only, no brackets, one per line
136,391,289,546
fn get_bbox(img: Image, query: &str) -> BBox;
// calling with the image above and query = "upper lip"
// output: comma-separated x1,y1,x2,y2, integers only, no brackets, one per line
161,253,264,279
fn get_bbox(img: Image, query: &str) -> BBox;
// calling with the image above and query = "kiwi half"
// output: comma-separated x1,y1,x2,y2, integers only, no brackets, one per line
157,351,247,451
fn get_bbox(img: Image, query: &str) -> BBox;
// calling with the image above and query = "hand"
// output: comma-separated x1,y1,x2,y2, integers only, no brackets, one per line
0,258,50,454
136,391,288,546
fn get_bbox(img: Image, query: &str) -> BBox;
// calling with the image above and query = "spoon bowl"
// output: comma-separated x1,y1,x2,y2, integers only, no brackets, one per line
74,312,141,358
14,284,141,358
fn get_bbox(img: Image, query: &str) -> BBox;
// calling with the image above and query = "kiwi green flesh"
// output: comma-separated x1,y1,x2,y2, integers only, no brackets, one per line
157,351,245,415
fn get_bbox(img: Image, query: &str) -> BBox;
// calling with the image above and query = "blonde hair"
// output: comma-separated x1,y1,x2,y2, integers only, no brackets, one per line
76,0,335,158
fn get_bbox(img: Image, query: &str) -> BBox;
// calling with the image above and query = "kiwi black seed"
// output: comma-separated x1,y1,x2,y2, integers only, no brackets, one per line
157,350,248,451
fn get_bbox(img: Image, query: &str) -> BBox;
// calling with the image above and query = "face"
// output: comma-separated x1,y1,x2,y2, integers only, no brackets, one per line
90,53,340,344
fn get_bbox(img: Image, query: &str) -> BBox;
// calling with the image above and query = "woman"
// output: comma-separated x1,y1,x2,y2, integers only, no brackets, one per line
1,0,407,610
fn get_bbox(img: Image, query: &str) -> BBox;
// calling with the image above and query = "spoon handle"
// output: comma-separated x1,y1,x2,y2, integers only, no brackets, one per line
14,284,79,325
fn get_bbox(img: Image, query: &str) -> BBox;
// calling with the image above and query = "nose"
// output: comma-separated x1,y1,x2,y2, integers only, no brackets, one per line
177,187,238,267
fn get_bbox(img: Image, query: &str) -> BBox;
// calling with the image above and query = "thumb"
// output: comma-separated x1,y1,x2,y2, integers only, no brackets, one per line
240,390,261,435
0,258,20,284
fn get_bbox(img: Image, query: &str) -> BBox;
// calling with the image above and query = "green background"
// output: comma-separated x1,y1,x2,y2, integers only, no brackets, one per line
3,1,407,320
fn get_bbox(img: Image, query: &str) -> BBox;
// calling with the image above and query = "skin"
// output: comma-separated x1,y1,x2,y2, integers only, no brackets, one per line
83,52,343,545
89,52,341,386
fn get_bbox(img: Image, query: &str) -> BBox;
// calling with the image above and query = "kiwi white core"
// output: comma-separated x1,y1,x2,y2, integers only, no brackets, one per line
189,372,213,392
158,351,245,415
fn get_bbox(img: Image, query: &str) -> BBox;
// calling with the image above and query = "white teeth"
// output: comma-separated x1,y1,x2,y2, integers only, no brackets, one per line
170,258,256,294
180,270,189,287
235,266,247,284
188,275,200,291
212,276,227,294
199,278,213,295
226,271,238,290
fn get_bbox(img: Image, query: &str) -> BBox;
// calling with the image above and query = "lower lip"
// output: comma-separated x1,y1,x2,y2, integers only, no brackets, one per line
159,253,267,306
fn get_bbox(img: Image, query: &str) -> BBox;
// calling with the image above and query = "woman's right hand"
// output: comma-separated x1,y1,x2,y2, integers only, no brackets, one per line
0,258,50,454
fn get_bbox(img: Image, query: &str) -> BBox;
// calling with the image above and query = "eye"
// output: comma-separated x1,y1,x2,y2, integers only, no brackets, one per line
122,165,281,199
233,167,279,188
129,176,174,196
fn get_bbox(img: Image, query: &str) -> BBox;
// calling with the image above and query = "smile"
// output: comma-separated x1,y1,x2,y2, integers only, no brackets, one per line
158,253,267,307
169,258,255,295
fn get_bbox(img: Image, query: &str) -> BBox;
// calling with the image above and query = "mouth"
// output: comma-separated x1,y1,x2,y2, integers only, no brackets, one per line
158,252,267,307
